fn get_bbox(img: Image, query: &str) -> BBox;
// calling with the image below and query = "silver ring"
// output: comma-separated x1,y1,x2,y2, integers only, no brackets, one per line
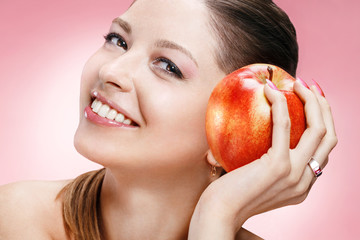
308,157,322,178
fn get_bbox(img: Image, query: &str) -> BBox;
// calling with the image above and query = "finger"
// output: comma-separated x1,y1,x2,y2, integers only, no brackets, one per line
296,152,328,194
268,164,315,209
309,86,338,167
264,84,290,159
313,88,337,140
301,155,327,190
293,81,326,159
246,166,314,214
293,159,320,200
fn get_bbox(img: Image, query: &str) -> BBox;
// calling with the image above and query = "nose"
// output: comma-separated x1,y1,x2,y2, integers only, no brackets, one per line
98,55,137,92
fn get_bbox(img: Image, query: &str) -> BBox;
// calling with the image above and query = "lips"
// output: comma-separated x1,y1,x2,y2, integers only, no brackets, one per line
85,91,139,127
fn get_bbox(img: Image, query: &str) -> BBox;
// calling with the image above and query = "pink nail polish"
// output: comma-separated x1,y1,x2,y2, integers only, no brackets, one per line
311,79,325,97
266,79,279,91
296,77,309,89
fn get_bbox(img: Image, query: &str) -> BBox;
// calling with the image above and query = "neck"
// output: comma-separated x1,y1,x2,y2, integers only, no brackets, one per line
99,163,212,240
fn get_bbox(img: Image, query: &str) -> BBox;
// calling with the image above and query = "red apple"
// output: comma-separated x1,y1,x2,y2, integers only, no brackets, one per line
206,63,306,172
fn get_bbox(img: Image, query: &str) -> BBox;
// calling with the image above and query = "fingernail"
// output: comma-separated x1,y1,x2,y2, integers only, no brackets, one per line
296,77,309,89
311,79,325,97
266,79,279,91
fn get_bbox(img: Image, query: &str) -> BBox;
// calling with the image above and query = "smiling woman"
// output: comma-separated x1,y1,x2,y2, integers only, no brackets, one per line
0,0,337,239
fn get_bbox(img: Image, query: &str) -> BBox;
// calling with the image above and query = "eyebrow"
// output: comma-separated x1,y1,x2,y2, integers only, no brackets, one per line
111,18,198,67
155,40,198,67
112,17,132,34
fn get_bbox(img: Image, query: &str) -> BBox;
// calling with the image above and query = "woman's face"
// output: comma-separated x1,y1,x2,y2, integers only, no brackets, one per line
74,0,225,175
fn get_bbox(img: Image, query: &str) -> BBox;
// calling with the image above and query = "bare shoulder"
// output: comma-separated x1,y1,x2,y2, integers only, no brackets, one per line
0,180,71,240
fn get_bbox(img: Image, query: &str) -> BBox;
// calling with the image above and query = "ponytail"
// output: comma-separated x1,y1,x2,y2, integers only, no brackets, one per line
57,168,106,240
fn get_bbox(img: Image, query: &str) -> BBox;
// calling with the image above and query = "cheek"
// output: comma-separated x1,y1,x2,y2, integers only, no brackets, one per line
143,87,210,156
80,55,101,94
80,49,112,98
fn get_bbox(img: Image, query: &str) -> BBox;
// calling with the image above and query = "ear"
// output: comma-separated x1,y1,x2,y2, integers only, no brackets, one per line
206,150,222,167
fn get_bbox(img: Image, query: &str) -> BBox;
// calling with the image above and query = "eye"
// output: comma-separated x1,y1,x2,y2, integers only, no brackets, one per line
153,58,184,79
104,32,128,51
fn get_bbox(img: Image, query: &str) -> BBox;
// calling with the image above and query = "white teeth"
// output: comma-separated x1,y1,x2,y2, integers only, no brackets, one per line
98,104,110,117
115,113,125,123
91,99,97,109
106,109,117,120
90,98,135,126
123,119,131,125
92,100,102,113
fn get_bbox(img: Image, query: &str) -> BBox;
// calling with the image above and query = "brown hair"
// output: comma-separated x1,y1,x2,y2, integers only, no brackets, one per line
205,0,298,76
58,1,299,239
57,168,106,239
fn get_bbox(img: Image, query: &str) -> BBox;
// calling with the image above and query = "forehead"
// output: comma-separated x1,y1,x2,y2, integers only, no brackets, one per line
121,0,218,70
126,0,208,30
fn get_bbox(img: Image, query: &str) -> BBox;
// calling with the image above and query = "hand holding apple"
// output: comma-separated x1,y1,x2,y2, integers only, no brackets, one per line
206,63,306,172
191,69,336,239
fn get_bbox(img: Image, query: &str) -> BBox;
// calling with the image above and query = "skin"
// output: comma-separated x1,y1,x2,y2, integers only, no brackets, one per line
75,0,225,239
189,84,337,239
75,0,222,184
0,0,337,239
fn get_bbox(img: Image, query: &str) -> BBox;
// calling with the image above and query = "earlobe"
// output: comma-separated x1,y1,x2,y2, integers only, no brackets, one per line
206,150,222,167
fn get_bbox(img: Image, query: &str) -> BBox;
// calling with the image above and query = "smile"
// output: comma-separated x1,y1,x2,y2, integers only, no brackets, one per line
84,94,138,128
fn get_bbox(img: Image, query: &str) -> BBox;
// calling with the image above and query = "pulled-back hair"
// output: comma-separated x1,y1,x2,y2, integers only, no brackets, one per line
206,0,298,76
58,1,299,239
57,169,106,239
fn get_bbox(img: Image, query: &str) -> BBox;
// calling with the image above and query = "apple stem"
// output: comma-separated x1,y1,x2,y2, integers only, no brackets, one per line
267,66,273,81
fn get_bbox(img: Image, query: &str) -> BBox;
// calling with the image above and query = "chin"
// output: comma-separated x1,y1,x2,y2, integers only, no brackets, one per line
73,121,120,167
74,125,105,166
73,121,141,169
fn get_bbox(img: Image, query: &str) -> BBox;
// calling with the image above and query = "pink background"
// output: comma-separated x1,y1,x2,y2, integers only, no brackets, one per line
0,0,359,239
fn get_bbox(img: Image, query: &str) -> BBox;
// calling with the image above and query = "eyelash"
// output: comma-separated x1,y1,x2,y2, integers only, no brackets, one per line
153,58,184,79
103,32,184,79
104,32,128,50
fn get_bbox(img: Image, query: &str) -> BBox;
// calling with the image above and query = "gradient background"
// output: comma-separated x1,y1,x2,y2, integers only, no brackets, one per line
0,0,359,239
